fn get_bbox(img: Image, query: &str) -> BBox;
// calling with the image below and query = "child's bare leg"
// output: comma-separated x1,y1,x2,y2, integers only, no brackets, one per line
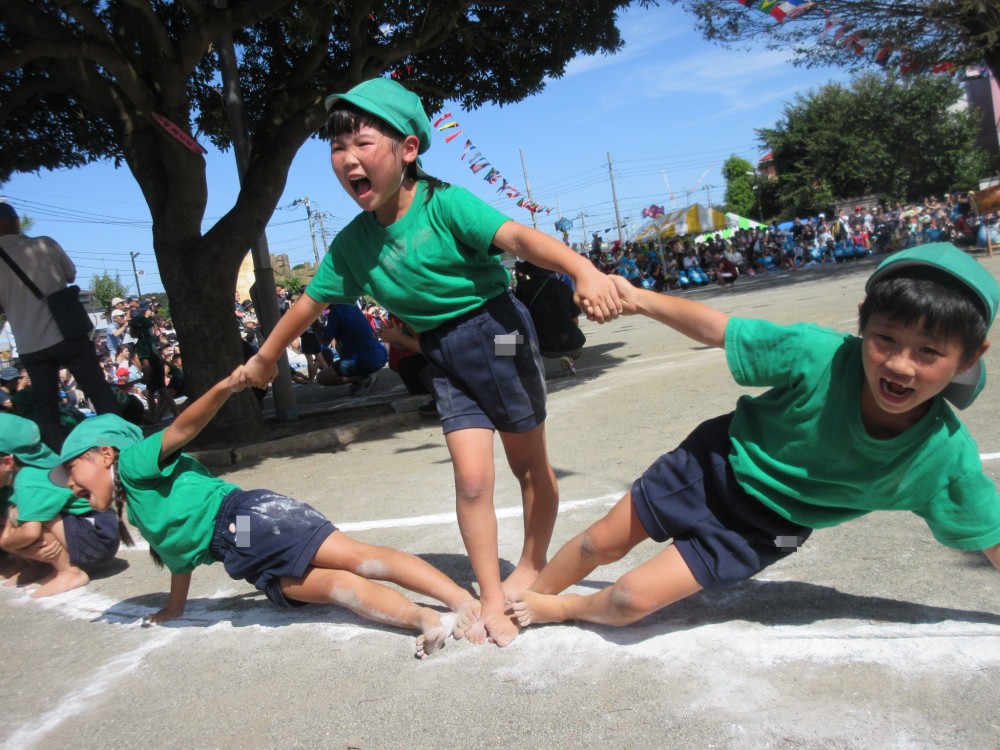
310,531,480,631
510,544,701,627
498,424,559,593
29,520,89,598
527,492,649,596
445,427,519,647
279,567,449,658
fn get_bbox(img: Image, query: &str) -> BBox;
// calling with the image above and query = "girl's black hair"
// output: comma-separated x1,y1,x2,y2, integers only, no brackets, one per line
324,102,446,200
110,450,164,568
859,268,988,362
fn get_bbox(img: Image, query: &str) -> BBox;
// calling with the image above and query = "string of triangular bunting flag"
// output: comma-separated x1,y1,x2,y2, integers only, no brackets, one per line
733,1,966,76
432,112,555,215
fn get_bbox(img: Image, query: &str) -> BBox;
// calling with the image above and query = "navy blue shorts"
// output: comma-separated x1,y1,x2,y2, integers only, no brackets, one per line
631,413,811,589
63,510,121,567
209,489,336,608
419,291,546,434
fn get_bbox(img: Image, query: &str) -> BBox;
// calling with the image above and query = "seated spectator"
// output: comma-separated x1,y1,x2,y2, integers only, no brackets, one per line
513,260,586,375
316,304,387,394
377,314,437,418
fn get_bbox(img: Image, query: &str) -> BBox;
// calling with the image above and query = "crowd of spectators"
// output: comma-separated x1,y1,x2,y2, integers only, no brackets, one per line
589,191,997,292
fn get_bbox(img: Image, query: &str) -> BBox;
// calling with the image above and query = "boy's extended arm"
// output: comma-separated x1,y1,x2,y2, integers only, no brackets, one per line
159,367,245,461
610,274,729,348
492,221,621,323
146,572,192,624
983,542,1000,572
242,292,327,387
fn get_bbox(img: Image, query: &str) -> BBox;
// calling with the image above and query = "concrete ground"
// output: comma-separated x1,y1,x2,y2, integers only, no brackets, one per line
2,256,1000,749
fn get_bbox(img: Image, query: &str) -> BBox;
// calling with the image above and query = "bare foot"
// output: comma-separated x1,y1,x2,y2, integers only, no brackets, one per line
3,562,48,588
415,611,453,659
483,610,519,647
452,599,481,641
506,589,567,627
501,564,543,597
31,568,89,598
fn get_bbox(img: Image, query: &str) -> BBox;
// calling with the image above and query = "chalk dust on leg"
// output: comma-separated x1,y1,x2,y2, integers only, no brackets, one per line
31,568,89,598
415,611,454,659
506,589,567,627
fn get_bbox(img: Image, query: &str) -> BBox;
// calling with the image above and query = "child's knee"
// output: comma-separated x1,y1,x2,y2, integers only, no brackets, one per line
454,472,493,502
609,580,658,624
579,525,631,565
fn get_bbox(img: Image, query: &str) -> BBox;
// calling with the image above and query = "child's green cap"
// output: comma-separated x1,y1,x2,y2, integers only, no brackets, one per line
48,414,143,487
324,78,432,154
0,414,58,469
865,243,1000,409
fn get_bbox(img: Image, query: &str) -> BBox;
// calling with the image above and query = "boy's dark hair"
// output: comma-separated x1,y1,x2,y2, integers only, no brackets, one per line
859,268,987,362
325,102,446,199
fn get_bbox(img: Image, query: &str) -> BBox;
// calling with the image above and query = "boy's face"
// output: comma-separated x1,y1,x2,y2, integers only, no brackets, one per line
860,312,985,425
64,448,115,512
329,125,419,221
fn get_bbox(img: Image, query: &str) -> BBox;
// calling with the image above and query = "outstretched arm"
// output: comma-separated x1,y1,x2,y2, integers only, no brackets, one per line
610,274,729,349
146,572,192,624
242,292,328,387
492,221,622,324
159,366,245,461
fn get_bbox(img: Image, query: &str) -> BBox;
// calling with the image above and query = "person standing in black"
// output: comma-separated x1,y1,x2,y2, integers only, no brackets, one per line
0,203,119,450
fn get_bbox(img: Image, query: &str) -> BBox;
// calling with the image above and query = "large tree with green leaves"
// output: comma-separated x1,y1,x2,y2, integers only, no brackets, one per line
757,72,988,217
90,271,129,312
669,1,1000,79
0,0,643,440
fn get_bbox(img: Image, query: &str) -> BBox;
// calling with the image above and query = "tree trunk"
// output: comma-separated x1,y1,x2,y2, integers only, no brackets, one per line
157,234,263,446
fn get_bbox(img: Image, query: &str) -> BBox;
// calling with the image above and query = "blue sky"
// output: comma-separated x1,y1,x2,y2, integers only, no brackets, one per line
1,4,850,296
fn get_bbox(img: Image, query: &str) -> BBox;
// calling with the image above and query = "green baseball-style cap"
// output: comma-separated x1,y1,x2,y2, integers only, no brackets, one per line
865,243,1000,409
0,414,58,469
48,414,144,487
324,78,432,154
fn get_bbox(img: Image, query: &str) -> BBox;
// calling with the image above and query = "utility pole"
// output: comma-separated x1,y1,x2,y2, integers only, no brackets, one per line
292,197,322,265
215,0,297,421
608,152,624,246
579,212,588,248
130,252,142,298
315,211,330,252
519,148,538,230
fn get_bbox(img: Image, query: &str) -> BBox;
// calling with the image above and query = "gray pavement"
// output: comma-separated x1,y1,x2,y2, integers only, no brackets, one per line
3,256,1000,749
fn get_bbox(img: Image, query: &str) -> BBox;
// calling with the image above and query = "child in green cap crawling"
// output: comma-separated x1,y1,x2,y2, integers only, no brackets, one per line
508,244,1000,630
0,413,120,596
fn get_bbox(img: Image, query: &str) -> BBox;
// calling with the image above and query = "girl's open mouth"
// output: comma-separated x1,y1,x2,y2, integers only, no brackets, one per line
350,177,372,197
880,377,914,402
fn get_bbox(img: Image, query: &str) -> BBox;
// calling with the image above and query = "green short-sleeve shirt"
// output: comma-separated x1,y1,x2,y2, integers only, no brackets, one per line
306,182,512,332
118,432,239,574
725,317,1000,550
10,465,89,523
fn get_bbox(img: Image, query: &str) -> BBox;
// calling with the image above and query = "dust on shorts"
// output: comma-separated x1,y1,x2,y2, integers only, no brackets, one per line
209,489,335,607
419,290,546,434
630,412,812,589
63,509,121,567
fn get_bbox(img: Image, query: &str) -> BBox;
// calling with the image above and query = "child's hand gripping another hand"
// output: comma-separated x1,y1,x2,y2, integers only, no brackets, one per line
609,274,642,315
241,354,278,389
573,265,623,323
